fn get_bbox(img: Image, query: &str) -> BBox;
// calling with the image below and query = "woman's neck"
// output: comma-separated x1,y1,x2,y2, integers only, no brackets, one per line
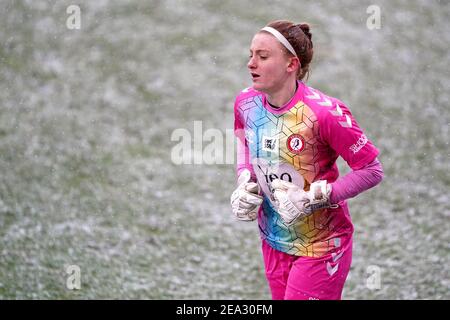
266,80,298,108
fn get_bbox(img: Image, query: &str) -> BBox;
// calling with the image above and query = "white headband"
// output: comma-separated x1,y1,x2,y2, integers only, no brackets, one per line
261,26,297,57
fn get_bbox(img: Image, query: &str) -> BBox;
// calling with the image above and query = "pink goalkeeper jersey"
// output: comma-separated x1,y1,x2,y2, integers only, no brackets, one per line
234,81,379,257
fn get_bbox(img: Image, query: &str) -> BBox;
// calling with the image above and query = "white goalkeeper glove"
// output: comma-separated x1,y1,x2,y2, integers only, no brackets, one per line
230,169,263,221
271,179,337,226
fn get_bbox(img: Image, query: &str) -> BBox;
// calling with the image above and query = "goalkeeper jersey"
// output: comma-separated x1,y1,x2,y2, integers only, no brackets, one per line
234,81,379,257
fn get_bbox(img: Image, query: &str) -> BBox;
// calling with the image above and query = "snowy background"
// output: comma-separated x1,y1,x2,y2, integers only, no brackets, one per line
0,0,449,299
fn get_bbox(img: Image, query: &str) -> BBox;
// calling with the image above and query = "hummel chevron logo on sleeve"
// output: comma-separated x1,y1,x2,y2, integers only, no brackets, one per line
339,115,352,128
306,91,320,100
332,251,344,262
329,104,343,116
329,104,352,128
318,98,332,106
306,90,332,106
327,262,339,276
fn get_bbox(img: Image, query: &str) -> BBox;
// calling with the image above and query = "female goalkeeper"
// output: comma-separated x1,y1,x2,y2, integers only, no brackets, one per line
230,20,384,300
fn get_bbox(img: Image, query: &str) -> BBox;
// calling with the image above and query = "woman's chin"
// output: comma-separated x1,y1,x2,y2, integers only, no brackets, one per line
251,82,265,92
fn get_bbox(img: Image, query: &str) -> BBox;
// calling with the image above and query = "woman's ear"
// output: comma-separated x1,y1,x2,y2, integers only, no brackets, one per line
287,57,301,74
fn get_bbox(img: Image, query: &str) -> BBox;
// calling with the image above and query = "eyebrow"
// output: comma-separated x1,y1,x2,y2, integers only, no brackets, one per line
249,49,270,54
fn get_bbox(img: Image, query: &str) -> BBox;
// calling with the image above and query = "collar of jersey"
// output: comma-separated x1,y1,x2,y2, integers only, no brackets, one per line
262,80,304,115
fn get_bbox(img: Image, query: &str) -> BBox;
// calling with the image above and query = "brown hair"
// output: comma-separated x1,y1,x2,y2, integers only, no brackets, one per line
262,20,313,81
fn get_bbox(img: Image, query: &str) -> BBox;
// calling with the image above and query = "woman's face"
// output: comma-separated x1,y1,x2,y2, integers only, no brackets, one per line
247,32,295,94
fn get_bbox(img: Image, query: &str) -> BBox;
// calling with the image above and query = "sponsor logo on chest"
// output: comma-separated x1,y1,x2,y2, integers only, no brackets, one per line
262,135,279,153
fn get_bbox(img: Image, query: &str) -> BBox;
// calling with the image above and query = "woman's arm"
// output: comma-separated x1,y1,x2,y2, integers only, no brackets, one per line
236,129,256,182
330,157,384,204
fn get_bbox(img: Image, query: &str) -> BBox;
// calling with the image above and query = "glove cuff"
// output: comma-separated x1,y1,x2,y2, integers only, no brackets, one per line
310,180,331,201
306,180,337,212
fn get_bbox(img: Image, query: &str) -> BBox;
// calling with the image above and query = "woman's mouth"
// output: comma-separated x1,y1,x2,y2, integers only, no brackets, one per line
251,73,260,81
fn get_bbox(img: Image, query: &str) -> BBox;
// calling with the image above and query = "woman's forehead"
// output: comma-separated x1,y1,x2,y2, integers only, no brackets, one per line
250,32,283,52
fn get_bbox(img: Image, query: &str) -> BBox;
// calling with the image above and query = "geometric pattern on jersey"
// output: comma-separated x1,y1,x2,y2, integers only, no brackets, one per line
237,94,341,257
239,95,321,184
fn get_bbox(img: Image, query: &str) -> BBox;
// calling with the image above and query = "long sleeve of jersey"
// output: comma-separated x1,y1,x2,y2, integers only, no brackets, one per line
330,157,384,204
236,128,256,180
234,96,256,182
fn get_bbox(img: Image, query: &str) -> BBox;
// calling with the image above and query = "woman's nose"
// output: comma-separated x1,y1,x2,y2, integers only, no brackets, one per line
247,57,256,69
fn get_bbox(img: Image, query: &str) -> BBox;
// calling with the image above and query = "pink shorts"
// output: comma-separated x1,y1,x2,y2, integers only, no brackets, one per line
261,239,352,300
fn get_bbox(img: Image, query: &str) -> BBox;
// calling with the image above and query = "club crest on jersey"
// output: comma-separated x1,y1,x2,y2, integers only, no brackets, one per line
287,134,305,154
